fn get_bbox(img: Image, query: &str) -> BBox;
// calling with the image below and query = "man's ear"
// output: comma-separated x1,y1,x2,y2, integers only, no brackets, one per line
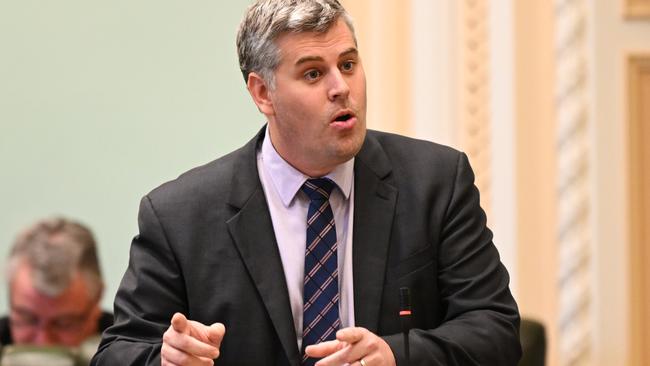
247,72,274,116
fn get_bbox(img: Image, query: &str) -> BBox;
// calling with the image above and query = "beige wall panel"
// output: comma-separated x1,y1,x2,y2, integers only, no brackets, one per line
592,0,650,363
514,1,559,365
341,0,412,136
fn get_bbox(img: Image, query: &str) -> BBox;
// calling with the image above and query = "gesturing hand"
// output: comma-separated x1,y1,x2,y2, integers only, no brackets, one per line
305,327,396,366
161,312,226,366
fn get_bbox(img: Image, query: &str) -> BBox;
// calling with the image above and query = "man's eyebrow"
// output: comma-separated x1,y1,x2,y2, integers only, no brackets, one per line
294,47,359,66
339,47,358,58
295,55,324,66
11,306,35,315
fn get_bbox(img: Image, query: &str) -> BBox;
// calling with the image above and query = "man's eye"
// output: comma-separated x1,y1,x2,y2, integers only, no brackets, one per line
341,61,355,72
304,70,321,81
51,317,81,329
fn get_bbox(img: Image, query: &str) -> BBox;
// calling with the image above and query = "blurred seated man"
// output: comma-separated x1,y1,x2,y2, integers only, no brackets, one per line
0,217,112,347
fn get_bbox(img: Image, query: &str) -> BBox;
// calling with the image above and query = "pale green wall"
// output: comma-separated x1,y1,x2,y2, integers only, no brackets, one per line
0,1,261,313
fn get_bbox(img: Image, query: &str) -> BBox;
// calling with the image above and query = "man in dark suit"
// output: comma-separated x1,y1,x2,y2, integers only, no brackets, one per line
92,0,521,365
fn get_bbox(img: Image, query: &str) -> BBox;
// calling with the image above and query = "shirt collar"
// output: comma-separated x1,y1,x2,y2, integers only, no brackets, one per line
260,126,354,207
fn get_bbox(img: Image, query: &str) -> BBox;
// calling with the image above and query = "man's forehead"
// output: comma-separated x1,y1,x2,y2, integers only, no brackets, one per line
275,19,357,60
11,264,89,300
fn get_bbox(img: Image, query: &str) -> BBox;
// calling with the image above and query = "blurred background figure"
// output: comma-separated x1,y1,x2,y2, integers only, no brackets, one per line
0,217,112,347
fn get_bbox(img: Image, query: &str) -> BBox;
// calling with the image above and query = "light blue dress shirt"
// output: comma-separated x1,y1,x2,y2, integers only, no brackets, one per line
256,127,355,350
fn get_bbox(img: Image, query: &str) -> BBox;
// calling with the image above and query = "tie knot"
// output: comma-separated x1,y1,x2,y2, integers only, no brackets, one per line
301,178,336,201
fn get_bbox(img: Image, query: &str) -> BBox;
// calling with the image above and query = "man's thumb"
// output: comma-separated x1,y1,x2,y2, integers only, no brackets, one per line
171,312,189,334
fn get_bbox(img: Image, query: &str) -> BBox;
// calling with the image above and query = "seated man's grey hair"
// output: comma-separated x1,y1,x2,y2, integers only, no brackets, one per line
236,0,356,88
7,217,103,300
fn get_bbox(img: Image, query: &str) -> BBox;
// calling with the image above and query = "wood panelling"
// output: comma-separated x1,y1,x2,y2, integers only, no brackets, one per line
628,54,650,366
625,0,650,18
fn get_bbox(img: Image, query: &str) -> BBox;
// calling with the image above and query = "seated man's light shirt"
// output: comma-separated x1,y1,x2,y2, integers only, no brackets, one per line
256,126,355,350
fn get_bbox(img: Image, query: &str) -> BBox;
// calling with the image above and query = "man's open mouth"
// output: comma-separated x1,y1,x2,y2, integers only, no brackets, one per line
334,113,353,122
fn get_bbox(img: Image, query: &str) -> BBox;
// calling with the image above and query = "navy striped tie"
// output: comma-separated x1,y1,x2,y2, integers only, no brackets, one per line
300,178,340,365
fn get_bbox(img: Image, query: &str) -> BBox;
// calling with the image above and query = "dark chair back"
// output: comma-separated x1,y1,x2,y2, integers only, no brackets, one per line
519,318,546,366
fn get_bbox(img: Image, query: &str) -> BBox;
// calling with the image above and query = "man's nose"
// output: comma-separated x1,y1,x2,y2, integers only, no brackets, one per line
33,328,58,346
327,69,350,101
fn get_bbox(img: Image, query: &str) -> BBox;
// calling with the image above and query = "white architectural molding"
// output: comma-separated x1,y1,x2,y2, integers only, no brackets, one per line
410,0,457,147
458,0,492,217
490,0,517,291
554,0,594,364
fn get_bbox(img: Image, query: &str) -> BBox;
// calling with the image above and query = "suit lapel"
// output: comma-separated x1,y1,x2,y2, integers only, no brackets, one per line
225,127,300,366
352,133,398,333
223,128,397,361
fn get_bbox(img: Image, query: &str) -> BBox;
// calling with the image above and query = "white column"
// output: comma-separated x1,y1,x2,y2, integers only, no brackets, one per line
410,0,458,148
489,0,517,293
554,0,594,364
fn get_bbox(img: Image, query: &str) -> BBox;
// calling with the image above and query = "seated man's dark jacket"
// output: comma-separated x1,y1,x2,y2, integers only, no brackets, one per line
0,311,113,346
92,127,522,365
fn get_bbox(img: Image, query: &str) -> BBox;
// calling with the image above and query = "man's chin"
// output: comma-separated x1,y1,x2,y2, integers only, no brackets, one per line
333,133,366,162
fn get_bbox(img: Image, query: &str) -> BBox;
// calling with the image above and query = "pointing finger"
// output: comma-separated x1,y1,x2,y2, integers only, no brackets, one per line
207,323,226,347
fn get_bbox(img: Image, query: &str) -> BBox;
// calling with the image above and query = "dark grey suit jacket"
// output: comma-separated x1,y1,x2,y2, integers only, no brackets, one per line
92,127,521,365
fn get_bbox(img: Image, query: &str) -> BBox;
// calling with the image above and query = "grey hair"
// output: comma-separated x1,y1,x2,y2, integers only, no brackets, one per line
6,217,103,300
236,0,356,88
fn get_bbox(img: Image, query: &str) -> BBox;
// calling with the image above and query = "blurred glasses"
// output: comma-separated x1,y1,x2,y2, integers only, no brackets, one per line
9,302,94,335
